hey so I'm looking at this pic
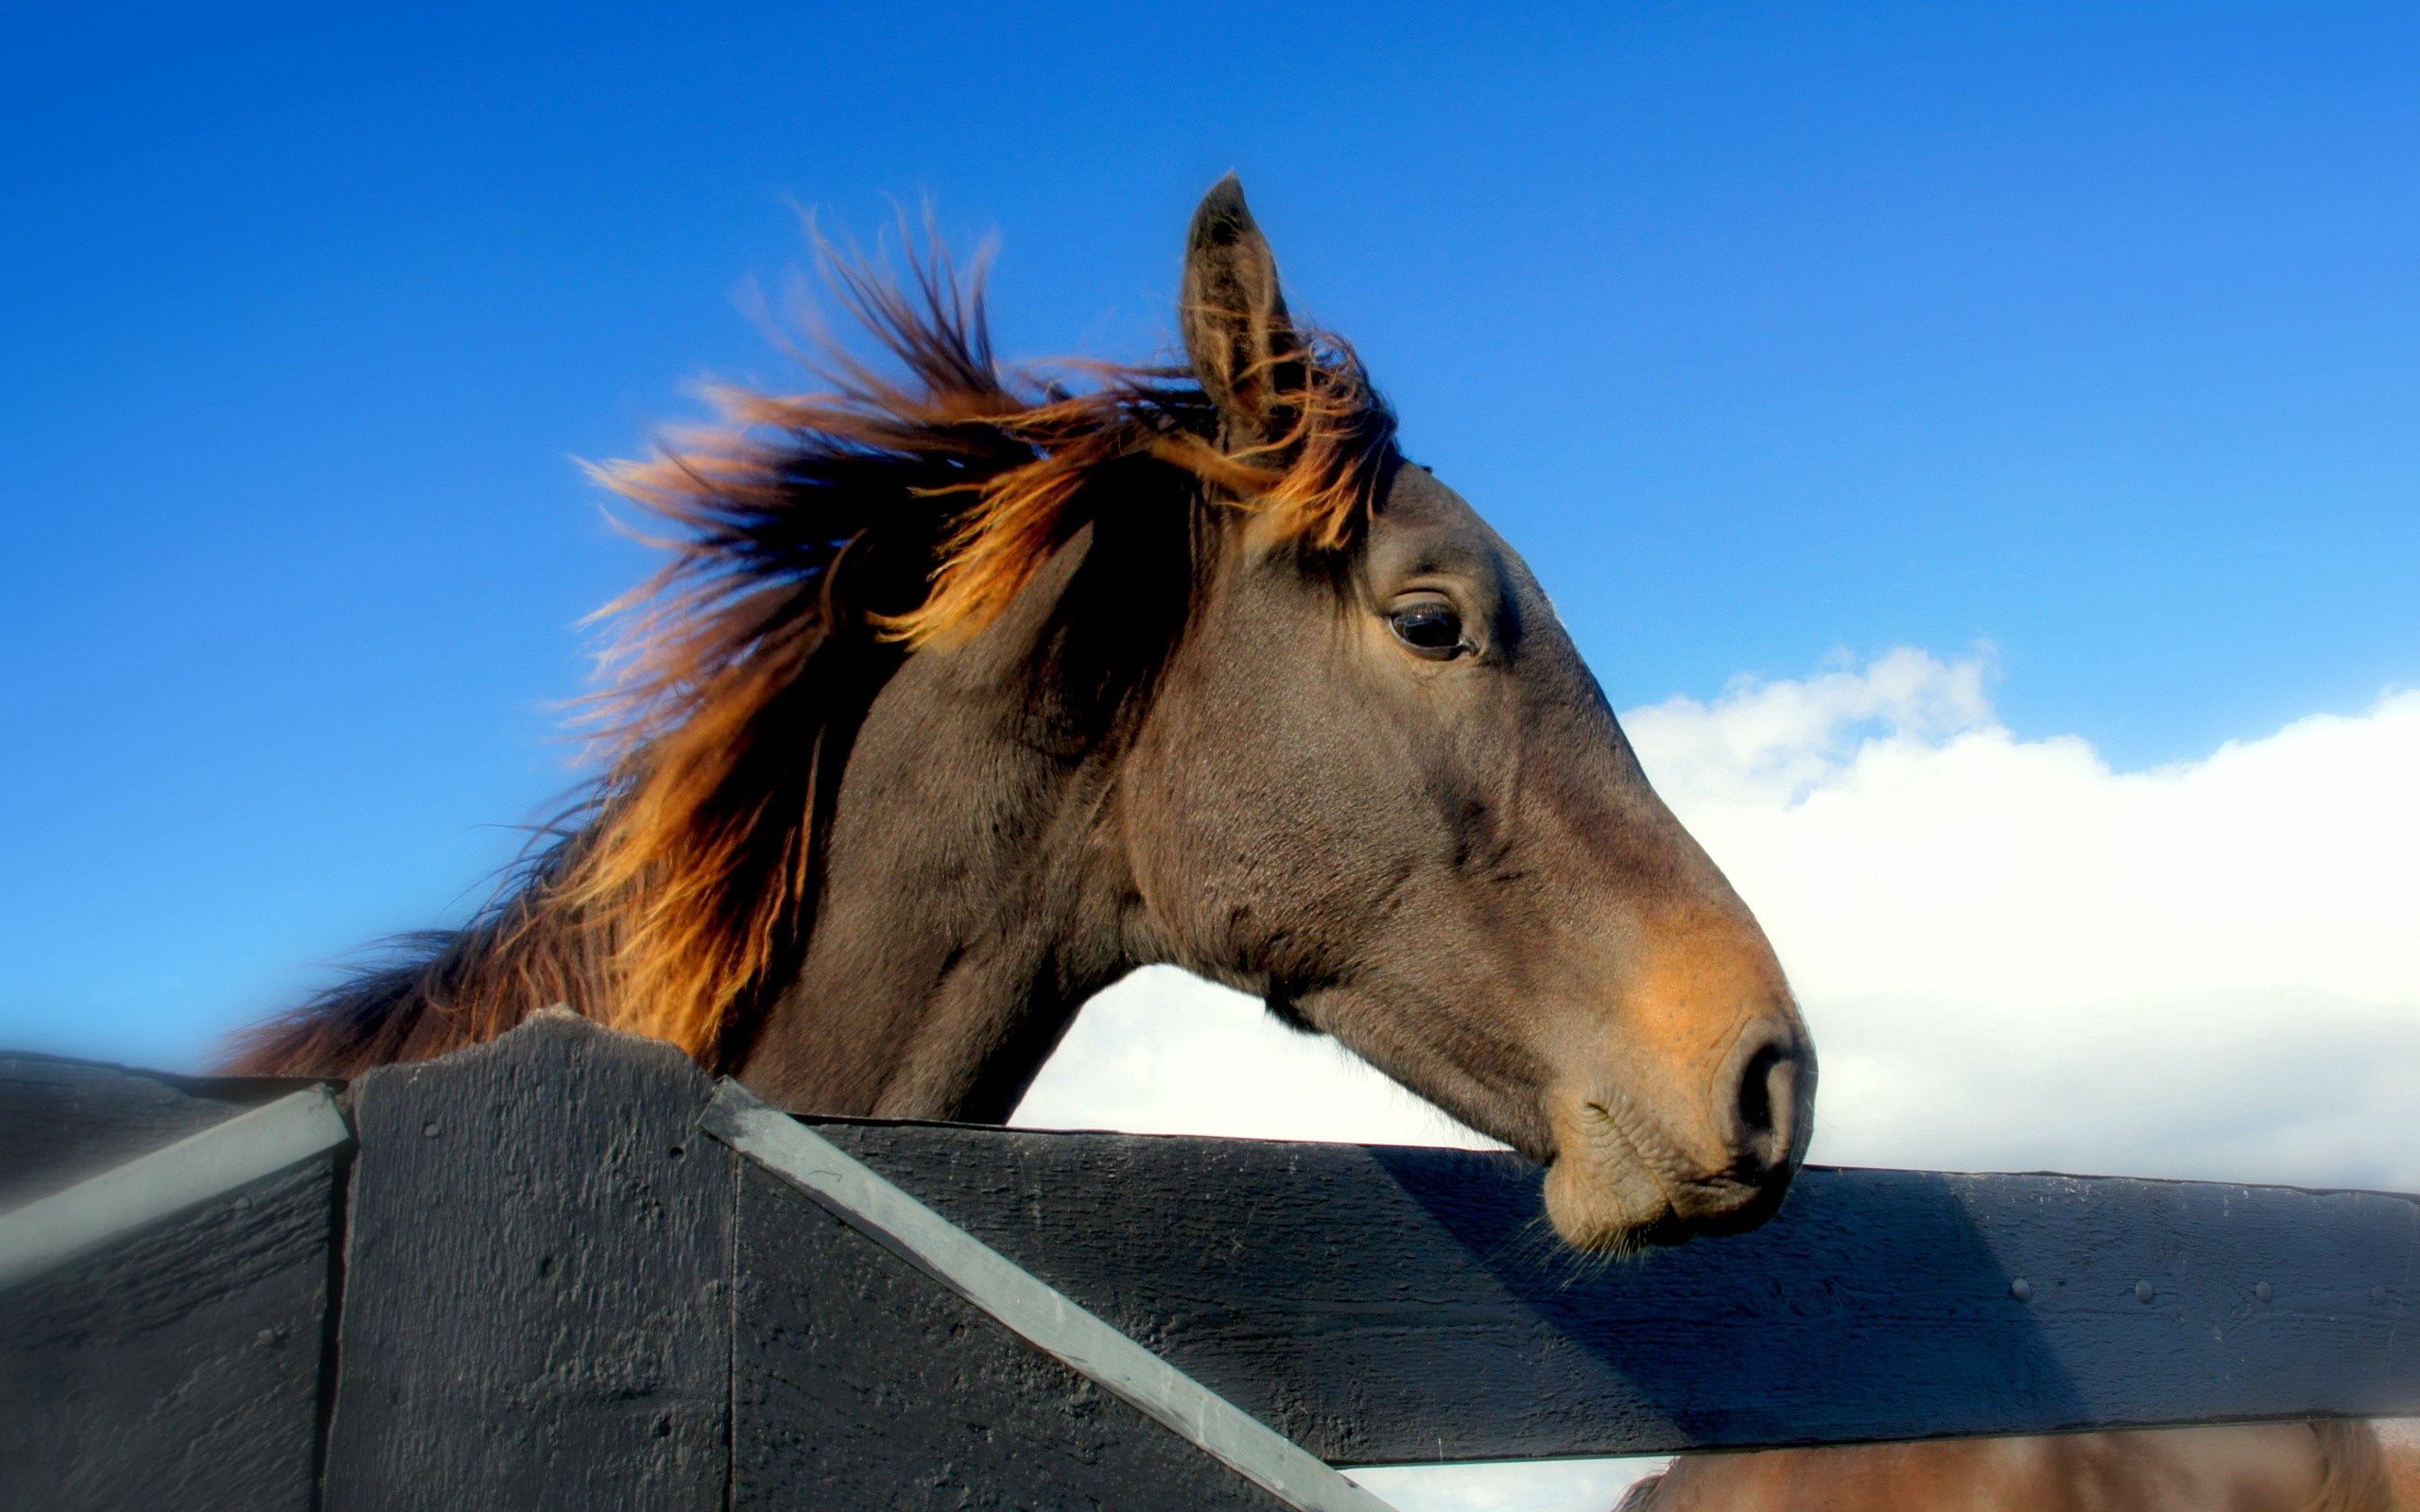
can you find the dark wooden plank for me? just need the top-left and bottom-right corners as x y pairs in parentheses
(0, 1054), (320, 1209)
(807, 1124), (2420, 1462)
(321, 1011), (733, 1512)
(735, 1160), (1311, 1511)
(0, 1156), (341, 1512)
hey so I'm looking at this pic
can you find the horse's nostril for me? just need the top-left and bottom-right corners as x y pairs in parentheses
(1736, 1043), (1778, 1137)
(1726, 1028), (1805, 1172)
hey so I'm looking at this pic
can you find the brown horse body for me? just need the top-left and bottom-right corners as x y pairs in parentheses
(230, 180), (1813, 1253)
(1618, 1422), (2398, 1511)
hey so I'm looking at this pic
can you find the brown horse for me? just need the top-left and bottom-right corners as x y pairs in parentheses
(227, 178), (1814, 1253)
(1616, 1420), (2398, 1511)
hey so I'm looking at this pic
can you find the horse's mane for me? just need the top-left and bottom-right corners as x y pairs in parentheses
(225, 239), (1395, 1077)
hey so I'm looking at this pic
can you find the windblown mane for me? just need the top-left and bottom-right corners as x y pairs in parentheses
(226, 241), (1396, 1076)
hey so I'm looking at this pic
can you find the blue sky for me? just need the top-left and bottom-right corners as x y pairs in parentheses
(5, 3), (2417, 1067)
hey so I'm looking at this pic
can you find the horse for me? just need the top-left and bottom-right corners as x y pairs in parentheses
(225, 177), (1816, 1254)
(1614, 1420), (2399, 1510)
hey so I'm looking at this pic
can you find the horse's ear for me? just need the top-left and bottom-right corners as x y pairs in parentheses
(1181, 174), (1303, 441)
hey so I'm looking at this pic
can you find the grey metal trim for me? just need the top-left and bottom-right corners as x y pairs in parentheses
(0, 1087), (352, 1291)
(702, 1083), (1396, 1512)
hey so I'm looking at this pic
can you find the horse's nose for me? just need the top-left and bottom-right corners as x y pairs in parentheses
(1719, 1016), (1813, 1177)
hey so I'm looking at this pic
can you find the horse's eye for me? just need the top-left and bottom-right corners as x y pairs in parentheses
(1388, 600), (1469, 659)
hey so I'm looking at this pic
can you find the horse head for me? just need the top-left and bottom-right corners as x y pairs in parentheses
(1115, 180), (1814, 1249)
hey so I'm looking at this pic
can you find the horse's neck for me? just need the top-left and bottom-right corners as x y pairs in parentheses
(730, 618), (1149, 1122)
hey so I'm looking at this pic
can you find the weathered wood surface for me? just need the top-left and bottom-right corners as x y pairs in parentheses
(0, 1158), (339, 1512)
(0, 1054), (315, 1209)
(9, 1012), (2420, 1498)
(809, 1122), (2420, 1463)
(735, 1160), (1305, 1510)
(320, 1011), (735, 1512)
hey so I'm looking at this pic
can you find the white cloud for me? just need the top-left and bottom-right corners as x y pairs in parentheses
(1629, 650), (2420, 1187)
(1014, 969), (1498, 1148)
(1345, 1457), (1657, 1512)
(1012, 651), (2420, 1511)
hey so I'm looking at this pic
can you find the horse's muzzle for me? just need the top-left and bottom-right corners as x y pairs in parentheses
(1541, 1018), (1815, 1253)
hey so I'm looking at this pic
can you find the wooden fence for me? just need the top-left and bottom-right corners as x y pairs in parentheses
(4, 1009), (2416, 1509)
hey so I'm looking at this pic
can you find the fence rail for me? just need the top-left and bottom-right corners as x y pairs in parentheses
(3, 1009), (2416, 1510)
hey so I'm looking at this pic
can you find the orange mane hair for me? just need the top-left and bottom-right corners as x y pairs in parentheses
(233, 240), (1395, 1074)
